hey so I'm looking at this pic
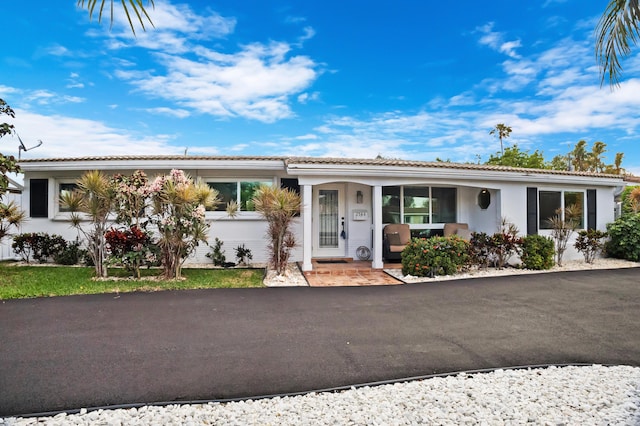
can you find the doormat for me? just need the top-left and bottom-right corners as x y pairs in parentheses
(316, 259), (349, 264)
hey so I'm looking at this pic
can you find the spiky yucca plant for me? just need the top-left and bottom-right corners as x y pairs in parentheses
(0, 201), (25, 243)
(547, 204), (581, 267)
(60, 170), (116, 277)
(252, 186), (301, 276)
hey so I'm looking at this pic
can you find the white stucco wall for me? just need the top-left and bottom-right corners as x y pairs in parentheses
(17, 168), (303, 266)
(16, 159), (624, 268)
(457, 186), (500, 234)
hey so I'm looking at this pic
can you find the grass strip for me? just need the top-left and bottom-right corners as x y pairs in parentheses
(0, 263), (264, 300)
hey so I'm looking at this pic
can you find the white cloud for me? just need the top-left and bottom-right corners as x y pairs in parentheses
(40, 44), (72, 57)
(89, 1), (321, 123)
(144, 107), (191, 118)
(499, 40), (522, 58)
(21, 90), (85, 106)
(476, 22), (522, 59)
(0, 86), (20, 97)
(297, 26), (316, 45)
(8, 109), (181, 159)
(116, 41), (318, 122)
(297, 92), (320, 104)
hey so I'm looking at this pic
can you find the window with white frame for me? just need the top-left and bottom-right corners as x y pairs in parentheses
(58, 182), (78, 213)
(539, 190), (585, 230)
(206, 180), (273, 212)
(382, 185), (456, 226)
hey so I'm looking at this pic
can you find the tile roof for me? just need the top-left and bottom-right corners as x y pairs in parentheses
(18, 155), (626, 179)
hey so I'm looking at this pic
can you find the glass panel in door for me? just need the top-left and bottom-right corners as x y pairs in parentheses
(319, 189), (339, 248)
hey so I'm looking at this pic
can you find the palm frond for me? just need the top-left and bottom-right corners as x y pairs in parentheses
(77, 0), (155, 35)
(596, 0), (640, 87)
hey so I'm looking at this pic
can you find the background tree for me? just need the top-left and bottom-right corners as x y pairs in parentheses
(77, 0), (155, 35)
(596, 0), (640, 87)
(489, 123), (512, 155)
(588, 141), (607, 173)
(603, 152), (625, 174)
(0, 99), (21, 200)
(485, 144), (547, 169)
(567, 140), (624, 174)
(549, 154), (570, 171)
(570, 140), (588, 171)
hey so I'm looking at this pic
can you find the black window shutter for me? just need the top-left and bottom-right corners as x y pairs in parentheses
(587, 189), (597, 230)
(527, 187), (538, 235)
(30, 179), (48, 218)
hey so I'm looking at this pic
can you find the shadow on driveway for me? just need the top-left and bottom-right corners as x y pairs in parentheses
(1, 267), (639, 416)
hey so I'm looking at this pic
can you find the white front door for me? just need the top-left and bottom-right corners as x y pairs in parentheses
(313, 184), (346, 257)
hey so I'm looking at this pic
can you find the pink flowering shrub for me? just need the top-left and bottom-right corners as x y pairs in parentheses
(148, 169), (218, 279)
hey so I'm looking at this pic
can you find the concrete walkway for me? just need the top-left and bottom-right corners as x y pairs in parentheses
(1, 267), (639, 416)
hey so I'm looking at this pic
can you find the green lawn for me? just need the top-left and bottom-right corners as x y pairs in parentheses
(0, 263), (265, 300)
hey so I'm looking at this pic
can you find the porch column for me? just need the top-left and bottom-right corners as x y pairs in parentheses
(372, 185), (384, 269)
(301, 184), (313, 271)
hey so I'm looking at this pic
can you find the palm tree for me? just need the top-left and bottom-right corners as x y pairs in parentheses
(489, 123), (512, 155)
(571, 140), (588, 172)
(589, 141), (607, 173)
(596, 0), (640, 87)
(77, 0), (154, 35)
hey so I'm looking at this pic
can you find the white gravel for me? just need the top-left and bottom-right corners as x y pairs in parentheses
(3, 365), (639, 425)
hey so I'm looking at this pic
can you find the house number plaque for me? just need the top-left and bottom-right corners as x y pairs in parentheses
(352, 209), (369, 221)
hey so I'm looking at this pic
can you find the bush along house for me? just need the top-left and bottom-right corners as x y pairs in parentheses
(16, 155), (624, 271)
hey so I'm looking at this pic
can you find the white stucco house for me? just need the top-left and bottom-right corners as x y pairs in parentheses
(15, 155), (625, 270)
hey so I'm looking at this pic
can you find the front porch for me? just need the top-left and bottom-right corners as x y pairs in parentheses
(299, 181), (499, 272)
(302, 259), (403, 287)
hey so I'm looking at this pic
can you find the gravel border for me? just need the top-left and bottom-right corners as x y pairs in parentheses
(386, 258), (639, 284)
(3, 365), (639, 425)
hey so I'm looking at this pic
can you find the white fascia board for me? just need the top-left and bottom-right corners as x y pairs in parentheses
(288, 164), (623, 187)
(20, 159), (286, 173)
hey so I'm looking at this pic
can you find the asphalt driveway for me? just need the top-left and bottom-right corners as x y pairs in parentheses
(1, 267), (639, 416)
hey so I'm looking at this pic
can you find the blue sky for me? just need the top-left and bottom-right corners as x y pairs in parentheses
(1, 1), (639, 173)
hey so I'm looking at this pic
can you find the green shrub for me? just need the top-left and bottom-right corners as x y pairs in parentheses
(53, 240), (83, 265)
(620, 185), (640, 216)
(469, 232), (493, 269)
(574, 229), (608, 264)
(206, 238), (227, 266)
(12, 232), (67, 263)
(401, 236), (470, 277)
(520, 235), (555, 270)
(235, 244), (253, 266)
(490, 232), (523, 269)
(469, 228), (523, 270)
(606, 213), (640, 261)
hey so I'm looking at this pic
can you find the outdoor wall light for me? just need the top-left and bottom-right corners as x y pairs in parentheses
(478, 188), (491, 209)
(356, 190), (363, 204)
